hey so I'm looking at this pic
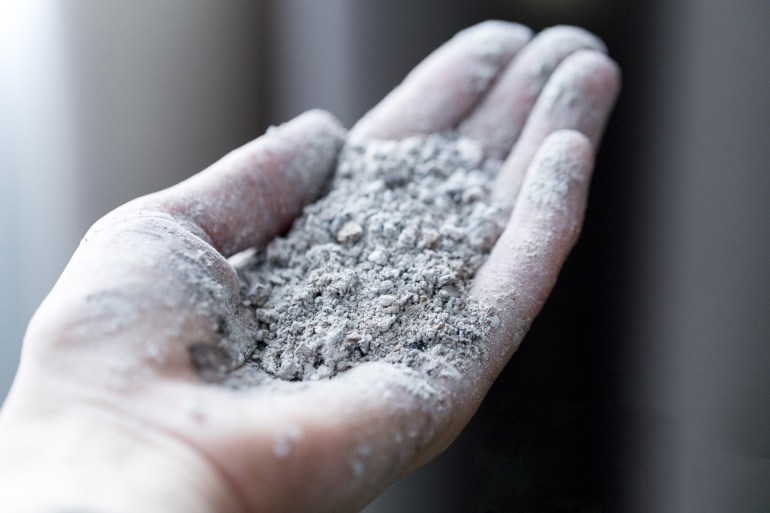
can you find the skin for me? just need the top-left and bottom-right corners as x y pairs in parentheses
(0, 21), (620, 513)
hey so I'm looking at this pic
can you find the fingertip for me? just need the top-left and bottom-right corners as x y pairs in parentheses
(557, 49), (622, 107)
(453, 19), (534, 47)
(530, 128), (595, 186)
(564, 48), (620, 78)
(538, 25), (608, 55)
(540, 129), (595, 165)
(596, 51), (622, 99)
(292, 108), (345, 135)
(269, 109), (346, 149)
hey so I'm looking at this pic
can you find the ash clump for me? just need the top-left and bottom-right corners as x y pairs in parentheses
(234, 134), (505, 383)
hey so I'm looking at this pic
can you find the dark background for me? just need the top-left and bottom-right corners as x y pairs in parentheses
(2, 1), (768, 511)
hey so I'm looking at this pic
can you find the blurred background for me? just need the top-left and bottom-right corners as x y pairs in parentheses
(1, 1), (768, 511)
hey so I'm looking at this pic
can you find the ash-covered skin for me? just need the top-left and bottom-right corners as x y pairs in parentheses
(225, 134), (505, 385)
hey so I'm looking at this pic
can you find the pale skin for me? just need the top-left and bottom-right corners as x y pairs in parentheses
(0, 21), (620, 513)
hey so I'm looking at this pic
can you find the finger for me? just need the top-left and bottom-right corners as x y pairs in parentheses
(492, 50), (620, 207)
(349, 21), (532, 142)
(473, 130), (595, 380)
(142, 109), (345, 257)
(459, 25), (607, 159)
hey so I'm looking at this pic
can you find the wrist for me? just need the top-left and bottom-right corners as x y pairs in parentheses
(0, 396), (243, 513)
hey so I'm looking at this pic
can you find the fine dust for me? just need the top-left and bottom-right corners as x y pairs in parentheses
(224, 134), (505, 386)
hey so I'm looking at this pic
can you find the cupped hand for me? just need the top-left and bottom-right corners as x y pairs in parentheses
(0, 21), (619, 513)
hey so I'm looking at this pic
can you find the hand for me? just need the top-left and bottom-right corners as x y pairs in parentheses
(0, 21), (619, 513)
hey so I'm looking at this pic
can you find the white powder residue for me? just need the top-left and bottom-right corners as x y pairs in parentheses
(272, 424), (304, 459)
(523, 131), (590, 227)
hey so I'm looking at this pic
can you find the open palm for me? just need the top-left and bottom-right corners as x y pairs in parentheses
(0, 21), (619, 513)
